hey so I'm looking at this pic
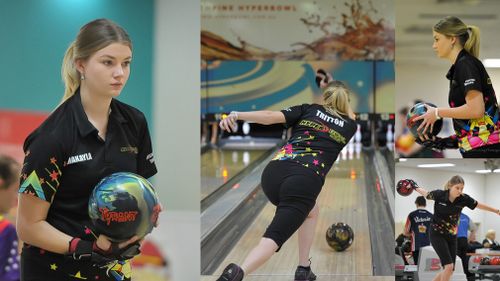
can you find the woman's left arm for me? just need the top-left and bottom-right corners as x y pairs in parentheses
(476, 202), (500, 215)
(435, 90), (485, 119)
(416, 90), (484, 134)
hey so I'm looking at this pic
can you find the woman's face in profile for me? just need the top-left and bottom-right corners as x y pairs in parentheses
(432, 31), (453, 59)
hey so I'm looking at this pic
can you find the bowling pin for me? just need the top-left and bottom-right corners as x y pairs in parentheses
(348, 138), (354, 160)
(243, 151), (250, 165)
(242, 122), (250, 136)
(386, 124), (394, 151)
(232, 151), (238, 164)
(386, 124), (394, 143)
(341, 146), (347, 161)
(355, 142), (361, 159)
(355, 124), (362, 143)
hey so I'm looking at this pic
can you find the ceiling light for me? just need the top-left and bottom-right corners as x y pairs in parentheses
(493, 169), (500, 173)
(417, 163), (455, 168)
(483, 59), (500, 68)
(475, 169), (491, 174)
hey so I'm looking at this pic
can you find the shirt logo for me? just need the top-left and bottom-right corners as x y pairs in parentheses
(120, 146), (138, 154)
(464, 78), (476, 86)
(316, 110), (345, 127)
(66, 153), (93, 165)
(146, 153), (155, 164)
(439, 202), (447, 206)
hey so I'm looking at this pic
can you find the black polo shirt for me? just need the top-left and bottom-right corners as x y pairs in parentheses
(19, 89), (157, 242)
(272, 103), (357, 180)
(426, 189), (477, 237)
(446, 49), (500, 152)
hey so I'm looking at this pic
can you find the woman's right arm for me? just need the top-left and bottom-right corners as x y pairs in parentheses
(16, 194), (72, 254)
(414, 187), (429, 197)
(219, 111), (285, 132)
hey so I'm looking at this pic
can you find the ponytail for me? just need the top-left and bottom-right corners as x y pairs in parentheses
(61, 42), (80, 102)
(464, 25), (480, 58)
(59, 19), (132, 104)
(322, 81), (351, 119)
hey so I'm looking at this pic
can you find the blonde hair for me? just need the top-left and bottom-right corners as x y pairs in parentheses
(486, 229), (496, 239)
(444, 175), (464, 190)
(61, 19), (132, 102)
(322, 80), (352, 118)
(433, 16), (480, 58)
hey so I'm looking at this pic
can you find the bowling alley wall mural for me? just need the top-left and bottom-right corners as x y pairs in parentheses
(201, 0), (395, 115)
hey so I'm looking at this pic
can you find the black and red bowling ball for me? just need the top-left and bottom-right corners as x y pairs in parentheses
(396, 179), (414, 197)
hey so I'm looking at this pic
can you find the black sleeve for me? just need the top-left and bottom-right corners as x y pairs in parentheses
(426, 189), (445, 202)
(280, 104), (310, 128)
(19, 133), (65, 203)
(137, 114), (157, 179)
(462, 193), (478, 210)
(455, 60), (483, 96)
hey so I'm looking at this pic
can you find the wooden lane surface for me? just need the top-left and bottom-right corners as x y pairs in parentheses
(203, 158), (384, 280)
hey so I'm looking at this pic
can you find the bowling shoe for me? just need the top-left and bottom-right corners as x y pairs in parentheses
(216, 263), (244, 281)
(294, 265), (317, 281)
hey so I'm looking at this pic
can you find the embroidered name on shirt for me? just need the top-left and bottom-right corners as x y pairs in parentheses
(316, 110), (345, 127)
(464, 79), (475, 86)
(414, 217), (431, 223)
(120, 146), (138, 154)
(67, 153), (93, 165)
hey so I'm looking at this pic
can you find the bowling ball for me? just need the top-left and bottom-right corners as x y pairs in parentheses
(396, 179), (414, 197)
(491, 257), (500, 265)
(406, 103), (443, 138)
(326, 223), (354, 252)
(480, 257), (491, 265)
(473, 256), (482, 263)
(395, 133), (415, 153)
(88, 172), (161, 242)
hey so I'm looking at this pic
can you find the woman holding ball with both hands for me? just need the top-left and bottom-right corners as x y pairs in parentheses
(415, 16), (500, 157)
(401, 176), (500, 281)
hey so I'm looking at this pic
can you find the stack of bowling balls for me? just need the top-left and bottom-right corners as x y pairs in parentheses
(481, 256), (500, 265)
(88, 172), (161, 242)
(406, 102), (443, 138)
(326, 223), (354, 252)
(480, 257), (491, 265)
(396, 179), (415, 197)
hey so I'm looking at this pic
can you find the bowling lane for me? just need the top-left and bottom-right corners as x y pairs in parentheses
(204, 154), (383, 280)
(201, 148), (268, 200)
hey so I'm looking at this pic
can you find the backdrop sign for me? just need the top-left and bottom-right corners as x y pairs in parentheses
(201, 0), (394, 61)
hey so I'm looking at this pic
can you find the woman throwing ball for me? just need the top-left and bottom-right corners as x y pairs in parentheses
(403, 176), (499, 281)
(216, 70), (357, 281)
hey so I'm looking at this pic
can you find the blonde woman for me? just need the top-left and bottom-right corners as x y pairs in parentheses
(405, 176), (500, 281)
(16, 19), (157, 281)
(216, 71), (357, 281)
(482, 229), (499, 248)
(415, 16), (500, 157)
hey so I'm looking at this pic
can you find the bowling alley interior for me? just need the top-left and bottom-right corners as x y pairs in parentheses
(396, 159), (500, 281)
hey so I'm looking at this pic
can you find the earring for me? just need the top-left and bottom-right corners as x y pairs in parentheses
(81, 74), (85, 80)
